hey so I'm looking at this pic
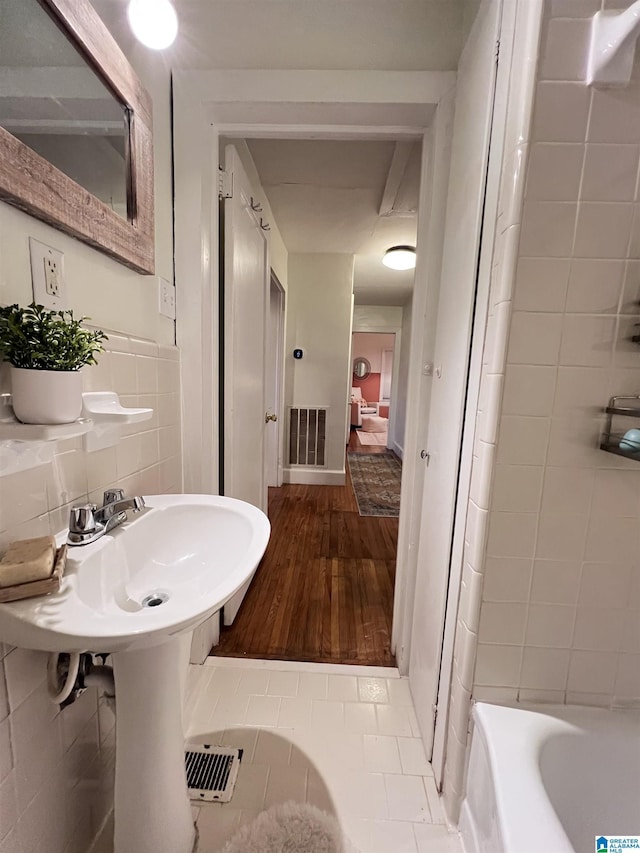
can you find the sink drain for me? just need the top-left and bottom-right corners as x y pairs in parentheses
(142, 592), (169, 608)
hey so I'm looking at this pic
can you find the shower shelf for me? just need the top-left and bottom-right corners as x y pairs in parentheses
(600, 395), (640, 461)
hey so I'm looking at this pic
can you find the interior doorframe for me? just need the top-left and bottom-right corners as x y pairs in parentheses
(269, 270), (286, 487)
(173, 71), (461, 671)
(351, 322), (402, 457)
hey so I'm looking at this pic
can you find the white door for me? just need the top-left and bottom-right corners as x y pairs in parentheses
(265, 275), (284, 487)
(223, 144), (269, 513)
(408, 0), (502, 751)
(381, 346), (394, 401)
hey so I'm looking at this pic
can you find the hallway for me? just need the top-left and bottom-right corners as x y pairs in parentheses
(212, 433), (399, 666)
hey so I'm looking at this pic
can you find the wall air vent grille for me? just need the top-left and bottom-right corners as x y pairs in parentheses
(288, 407), (327, 466)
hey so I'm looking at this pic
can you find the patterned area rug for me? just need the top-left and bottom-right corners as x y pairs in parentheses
(347, 451), (402, 517)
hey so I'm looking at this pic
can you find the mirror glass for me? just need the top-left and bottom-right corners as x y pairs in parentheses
(353, 357), (371, 380)
(0, 0), (130, 220)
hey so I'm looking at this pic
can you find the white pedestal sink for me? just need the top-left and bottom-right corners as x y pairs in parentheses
(0, 495), (271, 853)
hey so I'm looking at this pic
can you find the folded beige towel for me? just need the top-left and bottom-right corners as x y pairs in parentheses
(0, 536), (57, 588)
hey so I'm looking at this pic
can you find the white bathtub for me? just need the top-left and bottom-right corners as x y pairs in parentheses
(460, 702), (640, 853)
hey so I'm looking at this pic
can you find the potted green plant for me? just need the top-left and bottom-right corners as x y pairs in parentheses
(0, 303), (107, 425)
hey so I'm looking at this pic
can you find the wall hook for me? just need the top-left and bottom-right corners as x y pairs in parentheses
(260, 218), (271, 231)
(586, 2), (640, 87)
(250, 196), (263, 212)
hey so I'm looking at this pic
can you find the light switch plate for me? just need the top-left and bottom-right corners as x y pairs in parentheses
(29, 237), (67, 310)
(158, 276), (176, 320)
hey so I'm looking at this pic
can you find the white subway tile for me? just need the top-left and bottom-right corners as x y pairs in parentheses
(507, 312), (563, 365)
(384, 773), (430, 823)
(567, 650), (617, 694)
(559, 317), (616, 367)
(514, 257), (570, 313)
(620, 261), (640, 313)
(525, 603), (575, 647)
(109, 352), (137, 395)
(581, 144), (639, 202)
(520, 202), (577, 257)
(622, 609), (640, 653)
(245, 695), (281, 727)
(553, 367), (609, 424)
(536, 513), (588, 560)
(368, 820), (418, 853)
(531, 82), (591, 143)
(487, 512), (537, 559)
(588, 88), (640, 144)
(539, 17), (590, 81)
(496, 416), (550, 465)
(574, 203), (635, 259)
(521, 647), (570, 690)
(482, 557), (532, 602)
(344, 702), (377, 735)
(566, 259), (626, 313)
(357, 677), (389, 704)
(502, 365), (557, 416)
(525, 144), (584, 201)
(375, 705), (413, 738)
(592, 468), (640, 518)
(614, 653), (640, 699)
(474, 644), (522, 687)
(573, 607), (624, 652)
(478, 603), (527, 645)
(531, 560), (582, 605)
(540, 466), (594, 516)
(546, 416), (603, 467)
(266, 671), (298, 698)
(579, 562), (633, 607)
(363, 735), (401, 773)
(327, 675), (359, 703)
(3, 649), (46, 713)
(397, 738), (431, 777)
(585, 517), (639, 562)
(492, 464), (543, 513)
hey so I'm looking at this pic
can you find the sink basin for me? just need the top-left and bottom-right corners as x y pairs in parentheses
(0, 494), (270, 853)
(0, 494), (270, 653)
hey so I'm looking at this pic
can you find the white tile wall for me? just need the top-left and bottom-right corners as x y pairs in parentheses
(444, 0), (640, 823)
(0, 333), (182, 853)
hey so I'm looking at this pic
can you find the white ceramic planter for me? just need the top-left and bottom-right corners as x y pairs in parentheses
(10, 367), (83, 424)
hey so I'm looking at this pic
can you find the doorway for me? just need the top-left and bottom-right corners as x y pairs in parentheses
(213, 137), (415, 666)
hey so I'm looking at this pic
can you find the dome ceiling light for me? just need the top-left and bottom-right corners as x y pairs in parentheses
(127, 0), (178, 50)
(382, 246), (416, 271)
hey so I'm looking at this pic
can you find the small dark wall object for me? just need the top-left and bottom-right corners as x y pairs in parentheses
(293, 349), (304, 360)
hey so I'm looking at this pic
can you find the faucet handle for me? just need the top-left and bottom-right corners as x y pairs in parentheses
(69, 503), (97, 534)
(103, 488), (125, 506)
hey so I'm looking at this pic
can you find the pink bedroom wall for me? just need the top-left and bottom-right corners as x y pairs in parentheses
(353, 373), (381, 402)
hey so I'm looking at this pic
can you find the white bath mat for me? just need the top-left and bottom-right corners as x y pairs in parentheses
(356, 430), (387, 446)
(216, 801), (359, 853)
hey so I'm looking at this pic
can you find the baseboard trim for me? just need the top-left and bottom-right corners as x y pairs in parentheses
(392, 441), (404, 459)
(283, 467), (345, 485)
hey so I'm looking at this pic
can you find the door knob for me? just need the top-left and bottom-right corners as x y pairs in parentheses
(265, 412), (278, 423)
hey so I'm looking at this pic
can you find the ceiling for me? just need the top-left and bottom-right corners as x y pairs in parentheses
(93, 0), (467, 72)
(243, 138), (421, 305)
(88, 0), (481, 305)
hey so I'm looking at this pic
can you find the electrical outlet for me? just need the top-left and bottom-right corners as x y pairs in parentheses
(30, 238), (67, 310)
(158, 276), (176, 320)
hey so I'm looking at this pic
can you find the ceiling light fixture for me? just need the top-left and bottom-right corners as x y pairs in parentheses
(127, 0), (178, 50)
(382, 246), (416, 271)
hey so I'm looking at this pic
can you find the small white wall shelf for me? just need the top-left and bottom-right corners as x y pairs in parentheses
(82, 392), (153, 451)
(0, 392), (153, 474)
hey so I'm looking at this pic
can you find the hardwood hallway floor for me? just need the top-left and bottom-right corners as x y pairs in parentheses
(212, 430), (399, 666)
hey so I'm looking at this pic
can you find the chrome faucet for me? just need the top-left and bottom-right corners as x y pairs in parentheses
(67, 489), (146, 546)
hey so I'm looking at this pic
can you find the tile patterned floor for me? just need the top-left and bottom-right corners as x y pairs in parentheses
(184, 659), (462, 853)
(91, 659), (462, 853)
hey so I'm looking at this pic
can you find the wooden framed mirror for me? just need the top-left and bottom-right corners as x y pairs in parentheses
(0, 0), (155, 274)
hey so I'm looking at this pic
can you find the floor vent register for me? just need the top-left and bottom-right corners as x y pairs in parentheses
(185, 745), (243, 802)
